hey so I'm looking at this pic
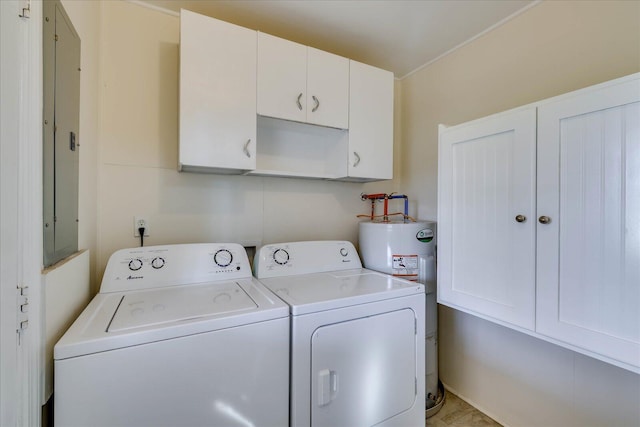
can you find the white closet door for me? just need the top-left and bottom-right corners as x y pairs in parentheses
(310, 310), (416, 427)
(438, 108), (537, 330)
(536, 78), (640, 368)
(257, 32), (307, 123)
(347, 60), (394, 180)
(179, 11), (256, 171)
(306, 47), (349, 129)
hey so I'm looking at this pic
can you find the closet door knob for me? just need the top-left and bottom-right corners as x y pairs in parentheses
(515, 215), (526, 223)
(538, 216), (551, 224)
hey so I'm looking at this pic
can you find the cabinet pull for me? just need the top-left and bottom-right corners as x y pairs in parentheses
(353, 151), (360, 167)
(243, 139), (251, 158)
(312, 95), (320, 112)
(296, 93), (303, 111)
(538, 216), (551, 224)
(515, 215), (526, 223)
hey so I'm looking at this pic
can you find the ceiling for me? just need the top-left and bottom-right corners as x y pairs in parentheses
(140, 0), (537, 79)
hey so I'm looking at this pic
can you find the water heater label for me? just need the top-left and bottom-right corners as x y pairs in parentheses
(392, 254), (419, 281)
(416, 228), (434, 243)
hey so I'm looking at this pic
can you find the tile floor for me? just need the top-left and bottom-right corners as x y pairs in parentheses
(427, 390), (502, 427)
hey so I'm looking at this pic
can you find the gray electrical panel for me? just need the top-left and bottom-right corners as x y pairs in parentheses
(43, 0), (80, 267)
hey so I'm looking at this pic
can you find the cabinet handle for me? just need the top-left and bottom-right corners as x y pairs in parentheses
(515, 215), (526, 223)
(353, 151), (360, 167)
(538, 216), (551, 224)
(296, 93), (303, 111)
(243, 139), (251, 158)
(312, 95), (320, 112)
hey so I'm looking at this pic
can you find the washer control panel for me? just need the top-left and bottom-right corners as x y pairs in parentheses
(101, 243), (251, 293)
(254, 241), (362, 279)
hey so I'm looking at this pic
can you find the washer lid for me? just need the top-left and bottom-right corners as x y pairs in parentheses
(108, 282), (257, 332)
(54, 278), (288, 360)
(259, 268), (424, 315)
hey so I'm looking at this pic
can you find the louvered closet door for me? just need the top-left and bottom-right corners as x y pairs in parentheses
(536, 78), (640, 368)
(438, 108), (537, 330)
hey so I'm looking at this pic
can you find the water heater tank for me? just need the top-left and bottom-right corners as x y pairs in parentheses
(359, 221), (436, 290)
(358, 220), (439, 405)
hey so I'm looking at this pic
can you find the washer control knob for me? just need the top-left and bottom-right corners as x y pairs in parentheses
(151, 257), (165, 269)
(273, 248), (290, 265)
(128, 259), (143, 271)
(340, 247), (349, 257)
(214, 249), (233, 267)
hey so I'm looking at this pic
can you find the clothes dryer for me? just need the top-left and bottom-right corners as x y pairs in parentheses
(54, 243), (289, 427)
(254, 241), (425, 427)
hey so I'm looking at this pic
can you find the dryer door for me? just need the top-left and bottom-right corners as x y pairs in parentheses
(311, 308), (417, 426)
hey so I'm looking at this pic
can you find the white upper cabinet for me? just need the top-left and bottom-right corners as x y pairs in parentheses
(257, 33), (307, 124)
(536, 77), (640, 369)
(307, 47), (349, 129)
(438, 108), (537, 330)
(438, 73), (640, 373)
(179, 11), (393, 181)
(179, 10), (256, 173)
(257, 32), (349, 129)
(345, 60), (394, 181)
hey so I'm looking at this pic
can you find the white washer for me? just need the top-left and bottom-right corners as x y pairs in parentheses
(54, 243), (290, 427)
(254, 241), (425, 427)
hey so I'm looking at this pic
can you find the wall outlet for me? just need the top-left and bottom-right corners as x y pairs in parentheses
(134, 216), (150, 237)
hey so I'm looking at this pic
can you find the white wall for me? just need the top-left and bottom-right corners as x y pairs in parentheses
(400, 1), (640, 426)
(94, 1), (399, 284)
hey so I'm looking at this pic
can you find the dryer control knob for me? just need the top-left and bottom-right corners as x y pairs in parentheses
(273, 248), (289, 265)
(214, 249), (233, 267)
(340, 247), (349, 257)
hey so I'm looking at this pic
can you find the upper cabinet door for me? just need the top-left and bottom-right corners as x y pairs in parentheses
(347, 60), (394, 181)
(438, 107), (537, 330)
(536, 77), (640, 368)
(257, 32), (307, 123)
(179, 10), (256, 172)
(306, 47), (349, 129)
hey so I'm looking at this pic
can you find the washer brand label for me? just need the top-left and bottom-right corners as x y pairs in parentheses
(392, 255), (419, 281)
(127, 275), (143, 280)
(416, 228), (434, 243)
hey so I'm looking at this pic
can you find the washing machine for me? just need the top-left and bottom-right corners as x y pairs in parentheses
(254, 241), (425, 427)
(54, 243), (290, 427)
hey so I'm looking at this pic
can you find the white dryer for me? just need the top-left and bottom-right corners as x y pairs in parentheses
(254, 241), (425, 427)
(54, 243), (290, 427)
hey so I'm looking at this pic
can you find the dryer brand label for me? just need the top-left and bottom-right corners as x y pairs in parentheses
(392, 254), (419, 281)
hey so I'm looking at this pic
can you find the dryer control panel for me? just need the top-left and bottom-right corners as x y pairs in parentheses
(101, 243), (252, 293)
(254, 241), (363, 279)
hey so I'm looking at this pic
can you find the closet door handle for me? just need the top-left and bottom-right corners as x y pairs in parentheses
(353, 152), (361, 167)
(312, 95), (320, 112)
(515, 215), (526, 223)
(243, 139), (251, 158)
(296, 93), (303, 111)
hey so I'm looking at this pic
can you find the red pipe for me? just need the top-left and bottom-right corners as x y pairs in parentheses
(361, 193), (390, 221)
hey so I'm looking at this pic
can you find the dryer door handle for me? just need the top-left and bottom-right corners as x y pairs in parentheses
(317, 369), (338, 407)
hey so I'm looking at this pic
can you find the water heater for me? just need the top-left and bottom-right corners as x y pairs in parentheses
(359, 220), (440, 406)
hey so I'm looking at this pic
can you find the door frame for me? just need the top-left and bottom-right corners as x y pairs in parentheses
(1, 1), (44, 425)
